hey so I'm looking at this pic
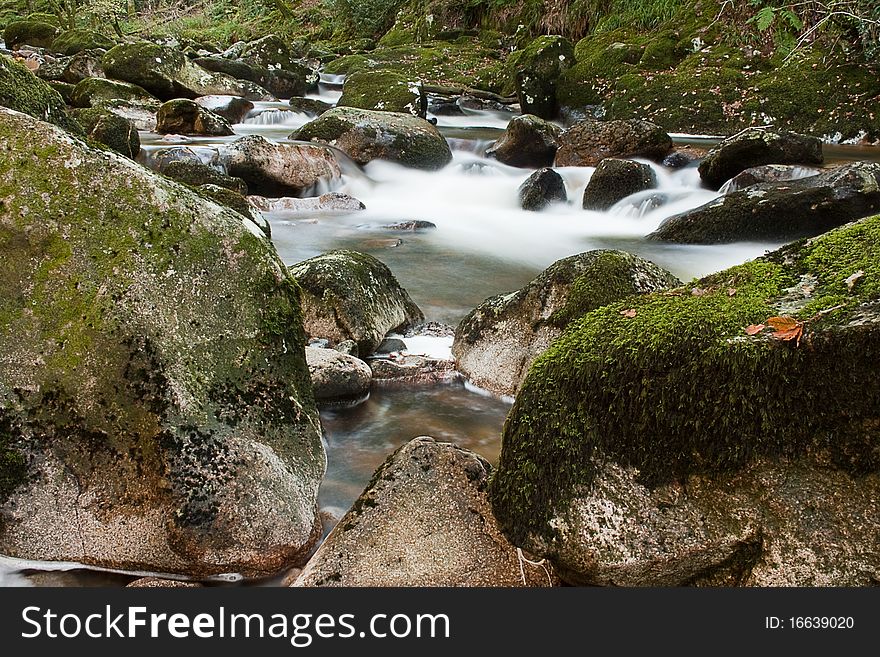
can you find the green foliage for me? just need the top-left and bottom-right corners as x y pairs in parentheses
(329, 0), (405, 39)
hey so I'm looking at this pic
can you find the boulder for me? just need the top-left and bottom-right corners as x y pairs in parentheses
(294, 437), (555, 587)
(99, 98), (160, 131)
(238, 35), (302, 72)
(485, 114), (561, 168)
(0, 55), (83, 135)
(305, 347), (372, 402)
(292, 107), (452, 170)
(288, 96), (333, 117)
(71, 77), (158, 108)
(0, 107), (325, 578)
(338, 69), (426, 118)
(489, 215), (880, 585)
(102, 43), (272, 101)
(289, 250), (424, 355)
(47, 80), (74, 104)
(698, 128), (824, 190)
(72, 107), (140, 158)
(719, 164), (822, 194)
(126, 578), (202, 588)
(197, 184), (268, 235)
(582, 158), (658, 211)
(518, 168), (567, 211)
(555, 118), (673, 167)
(4, 20), (58, 50)
(62, 49), (106, 84)
(33, 55), (68, 82)
(248, 192), (365, 214)
(649, 162), (880, 244)
(508, 35), (574, 119)
(262, 66), (315, 99)
(163, 160), (248, 195)
(195, 95), (254, 124)
(218, 135), (341, 196)
(453, 250), (679, 396)
(156, 98), (233, 136)
(369, 355), (456, 385)
(51, 29), (114, 56)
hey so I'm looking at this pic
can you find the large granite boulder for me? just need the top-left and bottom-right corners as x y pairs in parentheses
(555, 118), (672, 167)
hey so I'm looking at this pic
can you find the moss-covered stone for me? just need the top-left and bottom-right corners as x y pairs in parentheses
(71, 76), (158, 108)
(0, 107), (324, 577)
(0, 54), (83, 135)
(46, 80), (75, 104)
(51, 28), (114, 56)
(507, 35), (574, 119)
(71, 106), (140, 158)
(338, 69), (426, 117)
(163, 160), (248, 195)
(4, 19), (58, 50)
(581, 158), (657, 211)
(196, 184), (267, 235)
(489, 214), (880, 584)
(155, 98), (233, 136)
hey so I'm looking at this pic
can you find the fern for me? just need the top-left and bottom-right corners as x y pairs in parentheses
(754, 6), (776, 32)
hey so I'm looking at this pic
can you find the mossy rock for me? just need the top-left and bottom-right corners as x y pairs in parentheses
(163, 160), (248, 195)
(338, 68), (426, 117)
(196, 184), (267, 236)
(0, 54), (83, 135)
(582, 158), (657, 211)
(292, 106), (452, 171)
(0, 107), (324, 577)
(52, 29), (114, 56)
(289, 249), (424, 355)
(507, 35), (574, 119)
(71, 76), (158, 108)
(71, 106), (140, 158)
(453, 250), (678, 396)
(4, 20), (58, 50)
(155, 98), (233, 136)
(485, 114), (561, 168)
(489, 215), (880, 585)
(46, 80), (74, 104)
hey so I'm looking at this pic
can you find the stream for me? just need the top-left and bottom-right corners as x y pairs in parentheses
(4, 74), (878, 586)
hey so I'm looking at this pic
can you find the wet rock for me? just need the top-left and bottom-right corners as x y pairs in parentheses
(163, 160), (248, 195)
(149, 145), (209, 172)
(293, 107), (452, 171)
(72, 107), (140, 158)
(0, 108), (325, 579)
(582, 158), (658, 211)
(719, 164), (822, 194)
(382, 220), (436, 231)
(198, 185), (267, 235)
(698, 128), (824, 190)
(555, 118), (673, 167)
(127, 578), (202, 588)
(427, 96), (463, 116)
(662, 145), (707, 169)
(375, 337), (407, 354)
(71, 76), (158, 108)
(489, 216), (880, 585)
(248, 192), (364, 213)
(156, 98), (234, 136)
(305, 347), (372, 402)
(288, 96), (333, 117)
(195, 95), (254, 124)
(0, 54), (83, 135)
(509, 35), (574, 119)
(334, 340), (359, 357)
(650, 162), (880, 244)
(369, 355), (456, 384)
(52, 29), (114, 56)
(218, 135), (341, 196)
(62, 49), (106, 84)
(518, 168), (567, 211)
(289, 249), (424, 355)
(102, 42), (272, 101)
(486, 114), (562, 168)
(294, 437), (556, 587)
(4, 20), (58, 50)
(454, 250), (678, 396)
(338, 69), (426, 118)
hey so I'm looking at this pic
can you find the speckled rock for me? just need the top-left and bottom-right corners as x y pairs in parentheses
(0, 108), (325, 579)
(486, 114), (561, 168)
(650, 162), (880, 244)
(699, 128), (824, 190)
(218, 135), (341, 196)
(127, 577), (202, 588)
(369, 355), (456, 385)
(290, 250), (424, 355)
(508, 35), (574, 119)
(156, 98), (234, 136)
(338, 69), (426, 118)
(248, 192), (365, 214)
(293, 437), (557, 587)
(555, 118), (672, 167)
(71, 106), (140, 158)
(62, 49), (105, 84)
(582, 158), (658, 211)
(518, 168), (567, 211)
(719, 164), (822, 194)
(305, 347), (372, 402)
(453, 250), (679, 396)
(0, 54), (83, 135)
(195, 95), (254, 124)
(292, 107), (452, 170)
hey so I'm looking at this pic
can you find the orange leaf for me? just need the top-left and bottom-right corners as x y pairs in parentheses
(770, 325), (804, 345)
(620, 309), (637, 318)
(766, 316), (798, 331)
(727, 288), (737, 297)
(744, 324), (765, 335)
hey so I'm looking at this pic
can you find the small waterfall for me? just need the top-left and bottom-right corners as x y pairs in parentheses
(243, 109), (311, 126)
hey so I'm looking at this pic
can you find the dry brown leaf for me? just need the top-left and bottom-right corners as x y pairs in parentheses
(845, 270), (865, 292)
(691, 287), (708, 297)
(727, 288), (737, 297)
(766, 316), (799, 331)
(744, 324), (765, 335)
(765, 316), (804, 345)
(620, 309), (637, 319)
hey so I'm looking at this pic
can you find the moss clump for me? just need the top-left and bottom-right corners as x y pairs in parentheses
(51, 29), (115, 56)
(338, 68), (425, 116)
(0, 55), (83, 135)
(4, 19), (57, 49)
(71, 107), (140, 158)
(102, 42), (186, 99)
(490, 215), (880, 547)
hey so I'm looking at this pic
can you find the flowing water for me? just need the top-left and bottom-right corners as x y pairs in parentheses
(5, 75), (879, 585)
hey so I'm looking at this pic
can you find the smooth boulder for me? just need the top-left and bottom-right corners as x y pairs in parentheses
(195, 95), (254, 124)
(518, 168), (567, 211)
(294, 437), (555, 587)
(289, 250), (424, 355)
(582, 158), (658, 211)
(0, 107), (325, 578)
(4, 20), (58, 50)
(454, 250), (679, 396)
(71, 77), (157, 108)
(650, 162), (880, 244)
(156, 98), (233, 136)
(248, 192), (365, 214)
(555, 118), (672, 167)
(293, 107), (452, 170)
(489, 216), (880, 585)
(699, 128), (824, 190)
(486, 114), (561, 168)
(305, 347), (372, 402)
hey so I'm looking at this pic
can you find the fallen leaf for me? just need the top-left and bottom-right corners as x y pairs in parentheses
(765, 316), (804, 345)
(766, 316), (798, 331)
(744, 324), (765, 335)
(727, 288), (737, 297)
(620, 309), (637, 318)
(845, 270), (865, 292)
(691, 287), (708, 297)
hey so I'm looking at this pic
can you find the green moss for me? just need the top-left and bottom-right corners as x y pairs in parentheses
(490, 215), (880, 546)
(0, 55), (84, 135)
(0, 413), (28, 503)
(4, 19), (57, 49)
(71, 77), (156, 109)
(51, 29), (115, 56)
(338, 68), (424, 116)
(71, 107), (140, 158)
